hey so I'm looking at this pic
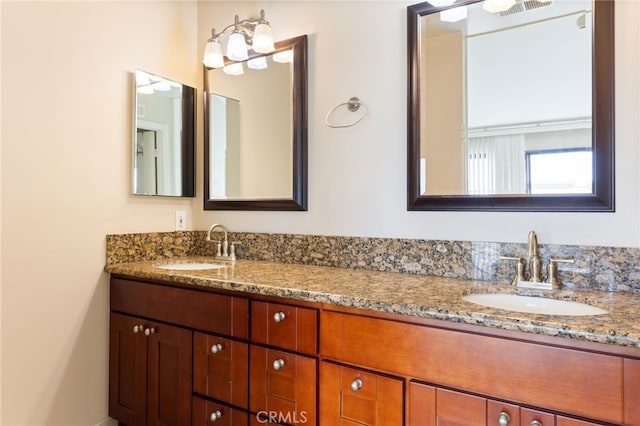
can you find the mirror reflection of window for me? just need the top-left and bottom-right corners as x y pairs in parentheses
(526, 148), (592, 194)
(421, 0), (593, 196)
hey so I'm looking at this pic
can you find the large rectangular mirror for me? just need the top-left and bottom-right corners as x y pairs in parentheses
(133, 70), (195, 197)
(407, 0), (614, 211)
(204, 35), (307, 211)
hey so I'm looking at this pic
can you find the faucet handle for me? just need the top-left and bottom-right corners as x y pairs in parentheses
(208, 239), (221, 257)
(500, 256), (526, 286)
(230, 242), (241, 262)
(545, 257), (575, 288)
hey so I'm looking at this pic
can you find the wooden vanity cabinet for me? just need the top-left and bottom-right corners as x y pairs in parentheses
(109, 312), (192, 426)
(249, 300), (319, 425)
(320, 361), (403, 425)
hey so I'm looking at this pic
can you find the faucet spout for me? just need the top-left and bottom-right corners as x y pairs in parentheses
(207, 224), (229, 257)
(526, 230), (541, 282)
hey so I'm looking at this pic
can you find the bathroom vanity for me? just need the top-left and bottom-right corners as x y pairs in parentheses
(106, 259), (640, 426)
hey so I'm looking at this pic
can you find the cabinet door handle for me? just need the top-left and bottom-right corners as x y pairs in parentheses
(211, 344), (223, 354)
(350, 378), (363, 392)
(144, 327), (156, 336)
(210, 410), (222, 421)
(530, 422), (542, 426)
(498, 412), (511, 426)
(133, 325), (144, 334)
(273, 312), (286, 323)
(273, 359), (285, 370)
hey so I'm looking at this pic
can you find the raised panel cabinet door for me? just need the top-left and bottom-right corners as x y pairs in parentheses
(193, 332), (249, 408)
(487, 400), (521, 426)
(556, 416), (602, 426)
(625, 358), (640, 425)
(521, 407), (555, 426)
(251, 301), (318, 355)
(146, 322), (193, 426)
(320, 362), (403, 426)
(192, 396), (248, 426)
(436, 388), (486, 426)
(109, 312), (148, 426)
(249, 345), (316, 425)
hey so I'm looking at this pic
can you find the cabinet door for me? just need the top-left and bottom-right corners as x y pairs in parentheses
(487, 400), (521, 426)
(250, 345), (316, 425)
(521, 408), (555, 426)
(625, 358), (640, 425)
(320, 362), (402, 426)
(556, 416), (602, 426)
(436, 388), (486, 426)
(192, 396), (248, 426)
(109, 312), (148, 426)
(194, 332), (249, 408)
(146, 321), (193, 426)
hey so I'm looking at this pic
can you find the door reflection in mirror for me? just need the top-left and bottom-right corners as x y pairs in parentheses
(133, 70), (195, 197)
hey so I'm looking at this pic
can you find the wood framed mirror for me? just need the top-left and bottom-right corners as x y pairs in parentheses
(407, 0), (614, 211)
(204, 35), (307, 211)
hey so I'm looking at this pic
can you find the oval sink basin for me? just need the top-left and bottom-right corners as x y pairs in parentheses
(462, 293), (607, 316)
(154, 262), (225, 271)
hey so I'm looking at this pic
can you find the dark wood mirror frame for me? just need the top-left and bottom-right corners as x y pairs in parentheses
(204, 35), (308, 211)
(407, 0), (614, 212)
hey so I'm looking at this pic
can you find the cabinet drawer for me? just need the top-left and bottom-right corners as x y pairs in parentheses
(249, 345), (316, 425)
(251, 301), (317, 355)
(321, 311), (623, 424)
(320, 362), (402, 426)
(111, 277), (249, 338)
(193, 332), (248, 408)
(192, 396), (248, 426)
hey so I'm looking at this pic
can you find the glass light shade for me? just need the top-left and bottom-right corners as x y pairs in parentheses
(482, 0), (516, 13)
(440, 5), (467, 22)
(203, 39), (224, 68)
(252, 23), (275, 53)
(226, 32), (249, 61)
(247, 56), (268, 70)
(223, 62), (244, 76)
(272, 50), (293, 64)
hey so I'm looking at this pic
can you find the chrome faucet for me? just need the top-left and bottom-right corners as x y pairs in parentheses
(207, 223), (229, 258)
(500, 230), (574, 290)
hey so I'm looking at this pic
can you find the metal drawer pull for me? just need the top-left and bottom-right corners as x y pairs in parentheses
(210, 410), (222, 421)
(273, 359), (285, 370)
(133, 325), (144, 334)
(211, 344), (223, 354)
(273, 312), (286, 322)
(350, 378), (363, 392)
(144, 327), (155, 336)
(498, 412), (511, 426)
(530, 422), (542, 426)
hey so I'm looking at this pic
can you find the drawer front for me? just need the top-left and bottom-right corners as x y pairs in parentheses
(320, 362), (403, 426)
(251, 301), (317, 355)
(192, 396), (248, 426)
(111, 277), (249, 338)
(321, 311), (623, 424)
(249, 345), (316, 425)
(625, 358), (640, 425)
(193, 332), (248, 408)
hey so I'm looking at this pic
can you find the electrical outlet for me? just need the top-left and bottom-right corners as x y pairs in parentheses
(175, 211), (186, 231)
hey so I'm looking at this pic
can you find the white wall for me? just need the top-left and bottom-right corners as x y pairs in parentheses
(196, 1), (640, 247)
(1, 1), (197, 424)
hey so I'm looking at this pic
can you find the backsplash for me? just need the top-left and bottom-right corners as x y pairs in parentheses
(106, 231), (640, 293)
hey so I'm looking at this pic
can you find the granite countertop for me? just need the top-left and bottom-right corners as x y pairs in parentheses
(105, 257), (640, 349)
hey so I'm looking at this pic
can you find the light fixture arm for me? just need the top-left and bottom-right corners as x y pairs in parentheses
(206, 10), (268, 44)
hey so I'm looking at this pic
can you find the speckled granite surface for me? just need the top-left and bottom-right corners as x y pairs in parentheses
(107, 231), (640, 293)
(105, 256), (640, 349)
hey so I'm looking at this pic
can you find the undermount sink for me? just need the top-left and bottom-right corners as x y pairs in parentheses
(462, 293), (607, 316)
(154, 262), (226, 271)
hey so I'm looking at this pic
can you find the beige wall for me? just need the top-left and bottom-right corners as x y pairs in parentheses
(0, 1), (639, 425)
(1, 1), (197, 424)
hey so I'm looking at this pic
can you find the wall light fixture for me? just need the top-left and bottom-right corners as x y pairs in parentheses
(203, 9), (275, 69)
